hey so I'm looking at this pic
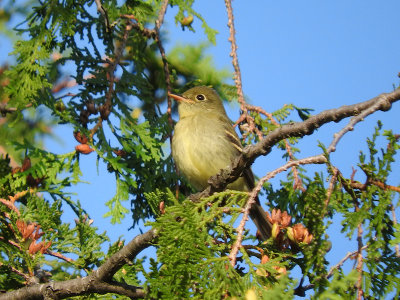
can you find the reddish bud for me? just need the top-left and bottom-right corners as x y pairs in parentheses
(280, 211), (291, 228)
(23, 223), (36, 240)
(75, 144), (94, 154)
(288, 223), (313, 245)
(303, 233), (313, 244)
(40, 241), (52, 254)
(32, 225), (44, 240)
(28, 240), (44, 254)
(159, 201), (165, 214)
(267, 208), (291, 228)
(16, 220), (25, 232)
(51, 52), (62, 61)
(74, 131), (88, 144)
(21, 157), (31, 171)
(261, 255), (269, 264)
(113, 149), (127, 157)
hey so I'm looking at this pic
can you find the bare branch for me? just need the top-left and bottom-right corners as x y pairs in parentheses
(45, 250), (74, 263)
(153, 0), (181, 197)
(94, 0), (111, 32)
(0, 262), (30, 282)
(344, 177), (400, 193)
(223, 0), (301, 180)
(120, 16), (156, 38)
(155, 0), (169, 31)
(90, 21), (133, 138)
(327, 244), (369, 279)
(324, 167), (339, 210)
(228, 196), (256, 267)
(96, 229), (156, 281)
(224, 0), (245, 108)
(0, 229), (157, 300)
(210, 89), (400, 266)
(228, 155), (326, 265)
(191, 88), (400, 201)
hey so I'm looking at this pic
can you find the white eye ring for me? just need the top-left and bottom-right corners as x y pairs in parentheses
(196, 94), (206, 101)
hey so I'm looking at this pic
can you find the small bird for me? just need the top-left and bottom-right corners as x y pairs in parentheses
(169, 86), (272, 240)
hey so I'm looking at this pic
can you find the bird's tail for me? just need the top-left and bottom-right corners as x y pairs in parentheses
(250, 202), (273, 240)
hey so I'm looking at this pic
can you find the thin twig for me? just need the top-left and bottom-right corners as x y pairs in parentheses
(0, 262), (30, 281)
(155, 31), (172, 129)
(224, 2), (302, 187)
(46, 250), (74, 263)
(327, 244), (369, 278)
(154, 0), (172, 128)
(227, 90), (400, 264)
(327, 93), (392, 153)
(192, 88), (400, 201)
(0, 190), (33, 215)
(94, 0), (111, 32)
(155, 0), (169, 31)
(324, 167), (339, 210)
(120, 16), (156, 38)
(345, 178), (400, 193)
(228, 155), (327, 266)
(0, 198), (19, 215)
(224, 0), (245, 108)
(9, 189), (32, 202)
(153, 0), (180, 197)
(0, 236), (21, 249)
(228, 195), (257, 267)
(90, 22), (133, 138)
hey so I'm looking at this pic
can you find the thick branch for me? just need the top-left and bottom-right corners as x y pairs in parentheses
(191, 88), (400, 201)
(96, 229), (156, 281)
(0, 229), (157, 300)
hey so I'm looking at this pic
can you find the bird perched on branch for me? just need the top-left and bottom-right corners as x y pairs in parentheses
(169, 86), (272, 240)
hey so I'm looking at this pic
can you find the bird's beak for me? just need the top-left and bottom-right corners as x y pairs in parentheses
(168, 92), (195, 104)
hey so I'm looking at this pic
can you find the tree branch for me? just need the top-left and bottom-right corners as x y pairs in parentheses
(94, 0), (111, 32)
(191, 88), (400, 201)
(224, 0), (245, 108)
(0, 229), (157, 300)
(327, 244), (369, 279)
(228, 155), (326, 266)
(228, 82), (398, 263)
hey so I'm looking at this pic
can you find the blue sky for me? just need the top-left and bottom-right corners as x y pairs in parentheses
(1, 0), (400, 293)
(166, 0), (400, 178)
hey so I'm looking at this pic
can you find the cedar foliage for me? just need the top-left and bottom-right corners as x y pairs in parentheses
(0, 0), (399, 299)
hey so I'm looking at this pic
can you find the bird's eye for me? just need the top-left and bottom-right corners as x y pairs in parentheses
(196, 94), (206, 101)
